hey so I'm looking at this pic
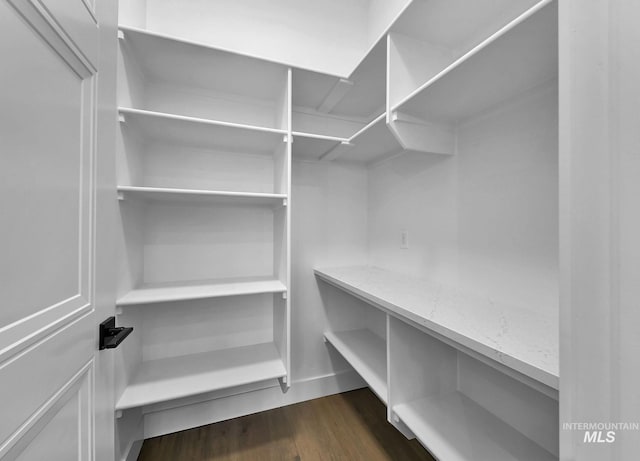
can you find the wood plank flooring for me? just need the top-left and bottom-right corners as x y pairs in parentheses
(138, 388), (435, 461)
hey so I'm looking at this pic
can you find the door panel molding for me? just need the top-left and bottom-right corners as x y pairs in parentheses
(7, 0), (98, 76)
(0, 360), (94, 460)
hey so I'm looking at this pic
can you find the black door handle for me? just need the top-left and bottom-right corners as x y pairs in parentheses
(99, 316), (133, 350)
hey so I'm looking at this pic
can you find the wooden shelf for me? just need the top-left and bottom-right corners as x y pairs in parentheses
(117, 186), (287, 206)
(119, 108), (286, 154)
(324, 329), (387, 403)
(315, 266), (558, 390)
(291, 131), (349, 160)
(393, 392), (556, 461)
(118, 26), (286, 103)
(392, 1), (557, 124)
(115, 343), (287, 410)
(117, 277), (287, 306)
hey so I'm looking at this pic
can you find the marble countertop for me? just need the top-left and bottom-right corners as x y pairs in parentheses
(314, 265), (558, 390)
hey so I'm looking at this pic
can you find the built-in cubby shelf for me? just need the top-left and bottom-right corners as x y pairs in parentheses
(118, 26), (289, 130)
(391, 1), (557, 124)
(315, 266), (558, 390)
(117, 186), (287, 206)
(117, 277), (287, 306)
(118, 108), (287, 154)
(324, 329), (387, 404)
(393, 392), (556, 461)
(318, 269), (560, 459)
(115, 343), (287, 410)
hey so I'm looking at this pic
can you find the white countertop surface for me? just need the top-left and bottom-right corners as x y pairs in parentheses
(314, 265), (558, 389)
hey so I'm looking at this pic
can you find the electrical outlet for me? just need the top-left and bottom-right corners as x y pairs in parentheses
(400, 230), (409, 249)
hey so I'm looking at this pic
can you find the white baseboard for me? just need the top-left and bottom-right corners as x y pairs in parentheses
(141, 369), (365, 439)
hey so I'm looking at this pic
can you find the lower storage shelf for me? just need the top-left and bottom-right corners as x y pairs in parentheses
(116, 342), (287, 410)
(393, 391), (556, 461)
(324, 329), (387, 403)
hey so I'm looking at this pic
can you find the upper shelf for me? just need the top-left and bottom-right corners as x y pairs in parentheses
(315, 266), (558, 390)
(119, 108), (286, 154)
(392, 1), (557, 124)
(291, 132), (349, 160)
(119, 26), (287, 103)
(292, 39), (387, 121)
(117, 277), (287, 306)
(118, 186), (287, 207)
(392, 0), (542, 53)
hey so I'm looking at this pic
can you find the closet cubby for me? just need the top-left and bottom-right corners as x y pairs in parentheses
(388, 317), (558, 461)
(118, 26), (290, 131)
(115, 294), (287, 410)
(318, 274), (388, 403)
(316, 266), (559, 461)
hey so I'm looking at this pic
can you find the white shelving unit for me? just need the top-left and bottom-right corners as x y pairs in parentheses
(111, 1), (562, 459)
(324, 329), (387, 403)
(116, 343), (287, 410)
(316, 266), (558, 389)
(317, 267), (559, 460)
(392, 1), (557, 124)
(115, 18), (293, 436)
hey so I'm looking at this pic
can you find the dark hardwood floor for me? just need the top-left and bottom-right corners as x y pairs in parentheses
(138, 388), (435, 461)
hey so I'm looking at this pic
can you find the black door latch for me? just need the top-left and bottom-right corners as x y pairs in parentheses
(99, 316), (133, 350)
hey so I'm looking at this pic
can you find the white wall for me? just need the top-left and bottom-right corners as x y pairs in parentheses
(368, 83), (558, 315)
(291, 160), (369, 380)
(559, 0), (640, 458)
(140, 0), (369, 77)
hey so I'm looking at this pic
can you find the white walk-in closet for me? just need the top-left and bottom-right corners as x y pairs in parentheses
(1, 0), (638, 460)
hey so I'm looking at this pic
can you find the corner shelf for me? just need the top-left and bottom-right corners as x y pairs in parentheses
(291, 131), (349, 160)
(315, 266), (558, 390)
(324, 329), (387, 403)
(117, 186), (287, 206)
(393, 392), (556, 461)
(115, 343), (287, 410)
(117, 277), (287, 306)
(119, 108), (287, 154)
(392, 0), (557, 124)
(322, 113), (400, 163)
(291, 39), (387, 121)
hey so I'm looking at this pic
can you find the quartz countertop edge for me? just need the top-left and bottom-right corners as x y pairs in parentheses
(314, 266), (559, 390)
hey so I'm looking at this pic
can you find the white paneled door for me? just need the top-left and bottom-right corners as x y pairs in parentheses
(0, 0), (113, 459)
